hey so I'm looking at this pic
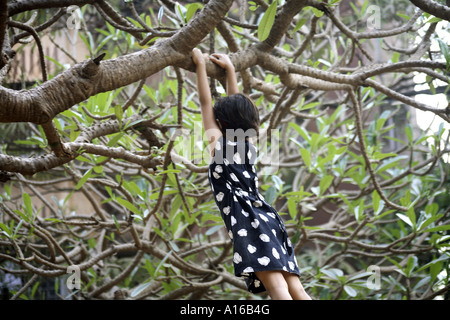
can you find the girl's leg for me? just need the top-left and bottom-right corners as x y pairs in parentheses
(255, 270), (292, 300)
(282, 271), (312, 300)
(255, 271), (292, 300)
(255, 270), (312, 300)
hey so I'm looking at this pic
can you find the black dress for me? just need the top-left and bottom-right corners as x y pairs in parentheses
(208, 136), (300, 293)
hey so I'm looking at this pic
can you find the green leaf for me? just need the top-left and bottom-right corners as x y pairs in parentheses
(289, 122), (311, 143)
(130, 280), (153, 298)
(95, 35), (113, 55)
(112, 215), (120, 231)
(396, 213), (414, 228)
(45, 55), (65, 69)
(287, 197), (297, 219)
(116, 197), (141, 215)
(114, 105), (123, 125)
(13, 210), (29, 222)
(319, 175), (333, 195)
(158, 6), (164, 23)
(391, 51), (400, 64)
(375, 155), (408, 173)
(185, 3), (203, 22)
(438, 39), (450, 70)
(265, 186), (277, 204)
(371, 189), (380, 211)
(311, 7), (324, 17)
(23, 193), (33, 217)
(154, 249), (173, 277)
(343, 285), (357, 297)
(145, 14), (152, 28)
(175, 2), (186, 24)
(349, 2), (360, 16)
(93, 165), (103, 174)
(427, 16), (442, 24)
(422, 224), (450, 233)
(430, 260), (443, 283)
(75, 168), (93, 190)
(0, 222), (11, 237)
(291, 18), (306, 34)
(290, 230), (301, 245)
(300, 148), (311, 169)
(205, 224), (222, 236)
(322, 268), (344, 281)
(405, 256), (418, 277)
(417, 214), (442, 232)
(396, 13), (411, 20)
(354, 199), (364, 222)
(257, 1), (277, 41)
(299, 101), (321, 111)
(405, 124), (413, 144)
(123, 118), (145, 131)
(30, 281), (39, 299)
(375, 110), (391, 131)
(406, 207), (417, 230)
(425, 203), (439, 216)
(107, 132), (124, 147)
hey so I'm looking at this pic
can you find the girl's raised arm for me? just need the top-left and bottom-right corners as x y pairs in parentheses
(192, 48), (222, 156)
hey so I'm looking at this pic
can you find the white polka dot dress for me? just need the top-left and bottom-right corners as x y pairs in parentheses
(208, 136), (300, 293)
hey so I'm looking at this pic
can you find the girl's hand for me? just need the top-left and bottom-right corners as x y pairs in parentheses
(210, 53), (235, 71)
(192, 48), (208, 66)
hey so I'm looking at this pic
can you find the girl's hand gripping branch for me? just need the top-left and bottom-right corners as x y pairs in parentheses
(209, 53), (239, 95)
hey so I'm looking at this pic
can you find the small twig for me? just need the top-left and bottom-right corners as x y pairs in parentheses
(7, 20), (47, 82)
(41, 120), (70, 157)
(349, 88), (408, 212)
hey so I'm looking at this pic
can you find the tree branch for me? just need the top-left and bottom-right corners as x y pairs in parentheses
(7, 20), (47, 82)
(0, 0), (8, 68)
(0, 0), (233, 125)
(7, 0), (95, 16)
(410, 0), (450, 22)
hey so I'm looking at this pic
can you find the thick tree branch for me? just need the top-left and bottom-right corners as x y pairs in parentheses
(7, 0), (96, 16)
(0, 0), (233, 125)
(0, 128), (163, 175)
(410, 0), (450, 22)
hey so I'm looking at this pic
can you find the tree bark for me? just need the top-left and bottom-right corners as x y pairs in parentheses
(0, 0), (234, 124)
(409, 0), (450, 22)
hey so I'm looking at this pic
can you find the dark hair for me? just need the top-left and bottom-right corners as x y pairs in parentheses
(213, 93), (260, 138)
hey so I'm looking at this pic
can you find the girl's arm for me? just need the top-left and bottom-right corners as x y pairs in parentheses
(210, 53), (239, 95)
(192, 48), (222, 156)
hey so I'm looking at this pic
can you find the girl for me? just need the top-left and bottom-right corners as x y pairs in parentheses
(192, 48), (311, 300)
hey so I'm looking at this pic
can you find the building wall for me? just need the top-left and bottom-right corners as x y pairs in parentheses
(8, 28), (90, 84)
